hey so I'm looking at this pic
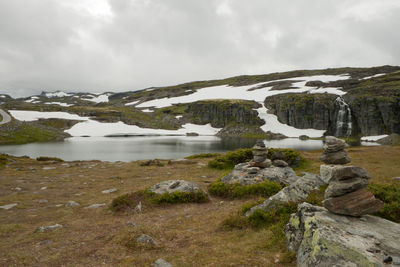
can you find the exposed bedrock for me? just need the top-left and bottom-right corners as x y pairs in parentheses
(265, 92), (400, 137)
(186, 100), (264, 128)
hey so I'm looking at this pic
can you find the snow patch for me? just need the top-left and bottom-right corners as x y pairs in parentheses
(25, 96), (39, 103)
(175, 115), (183, 119)
(44, 102), (74, 107)
(65, 120), (220, 137)
(137, 75), (350, 109)
(45, 91), (71, 98)
(125, 100), (140, 106)
(9, 110), (89, 121)
(81, 93), (110, 103)
(141, 109), (153, 113)
(255, 105), (325, 138)
(360, 135), (388, 141)
(361, 73), (385, 80)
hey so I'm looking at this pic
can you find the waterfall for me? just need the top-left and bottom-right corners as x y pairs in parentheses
(335, 97), (352, 137)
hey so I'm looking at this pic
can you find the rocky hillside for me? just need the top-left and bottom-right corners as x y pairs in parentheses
(1, 65), (400, 142)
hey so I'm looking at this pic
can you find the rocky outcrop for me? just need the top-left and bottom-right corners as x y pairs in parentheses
(245, 173), (324, 217)
(377, 134), (400, 145)
(265, 93), (337, 131)
(187, 100), (264, 128)
(285, 203), (400, 267)
(148, 180), (203, 195)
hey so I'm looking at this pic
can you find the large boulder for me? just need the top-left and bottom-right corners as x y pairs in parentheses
(148, 180), (202, 194)
(285, 203), (400, 267)
(245, 173), (324, 217)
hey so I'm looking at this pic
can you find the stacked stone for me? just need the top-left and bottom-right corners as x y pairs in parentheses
(319, 136), (351, 164)
(249, 140), (271, 168)
(320, 136), (383, 216)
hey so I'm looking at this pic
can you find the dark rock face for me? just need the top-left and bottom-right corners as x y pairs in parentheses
(265, 93), (337, 131)
(187, 100), (264, 128)
(345, 95), (400, 136)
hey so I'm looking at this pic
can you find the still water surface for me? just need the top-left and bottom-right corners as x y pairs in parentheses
(0, 136), (331, 162)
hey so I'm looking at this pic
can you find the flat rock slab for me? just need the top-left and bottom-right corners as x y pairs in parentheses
(0, 203), (17, 210)
(323, 188), (383, 216)
(285, 203), (400, 267)
(84, 203), (106, 209)
(245, 173), (324, 217)
(149, 180), (202, 194)
(37, 224), (63, 232)
(101, 188), (118, 194)
(151, 258), (172, 267)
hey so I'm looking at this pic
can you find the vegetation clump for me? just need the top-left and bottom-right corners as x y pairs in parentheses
(207, 147), (305, 170)
(185, 152), (221, 159)
(144, 189), (209, 204)
(368, 183), (400, 223)
(36, 156), (64, 162)
(110, 189), (209, 212)
(208, 180), (282, 199)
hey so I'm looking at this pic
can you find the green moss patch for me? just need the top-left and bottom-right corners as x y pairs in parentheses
(368, 183), (400, 223)
(36, 156), (64, 162)
(208, 180), (282, 199)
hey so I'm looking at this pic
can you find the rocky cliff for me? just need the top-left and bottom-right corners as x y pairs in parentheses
(186, 100), (264, 128)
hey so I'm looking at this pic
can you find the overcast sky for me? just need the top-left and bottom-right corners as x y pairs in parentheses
(1, 0), (400, 97)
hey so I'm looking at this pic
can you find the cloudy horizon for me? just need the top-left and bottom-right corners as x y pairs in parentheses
(1, 0), (400, 98)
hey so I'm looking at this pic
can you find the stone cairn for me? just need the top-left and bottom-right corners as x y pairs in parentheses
(320, 136), (383, 216)
(249, 140), (271, 168)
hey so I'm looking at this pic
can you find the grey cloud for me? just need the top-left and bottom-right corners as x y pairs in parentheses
(0, 0), (399, 97)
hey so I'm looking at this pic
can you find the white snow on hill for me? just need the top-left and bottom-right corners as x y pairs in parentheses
(136, 75), (349, 109)
(44, 102), (74, 107)
(81, 93), (110, 103)
(45, 91), (71, 98)
(8, 110), (220, 136)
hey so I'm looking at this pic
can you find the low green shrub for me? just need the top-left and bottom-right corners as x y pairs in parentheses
(144, 189), (209, 204)
(208, 180), (282, 199)
(208, 148), (253, 169)
(207, 147), (305, 169)
(368, 183), (400, 223)
(241, 198), (266, 214)
(110, 189), (209, 212)
(36, 156), (64, 162)
(305, 185), (328, 206)
(185, 152), (221, 159)
(110, 193), (135, 212)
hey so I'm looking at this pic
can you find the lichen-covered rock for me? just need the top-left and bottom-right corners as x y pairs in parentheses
(285, 203), (400, 267)
(151, 258), (172, 267)
(245, 173), (324, 217)
(148, 180), (202, 194)
(272, 159), (289, 167)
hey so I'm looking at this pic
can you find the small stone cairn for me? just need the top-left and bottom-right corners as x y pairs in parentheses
(320, 136), (383, 216)
(249, 140), (271, 168)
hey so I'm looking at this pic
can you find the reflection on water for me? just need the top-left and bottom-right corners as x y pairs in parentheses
(0, 136), (379, 162)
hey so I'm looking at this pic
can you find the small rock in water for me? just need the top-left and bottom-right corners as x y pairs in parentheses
(137, 234), (158, 246)
(65, 201), (80, 207)
(151, 258), (172, 267)
(101, 188), (118, 194)
(37, 224), (63, 232)
(84, 203), (106, 209)
(0, 203), (17, 210)
(38, 199), (48, 204)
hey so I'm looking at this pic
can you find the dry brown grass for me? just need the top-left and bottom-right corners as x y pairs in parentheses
(0, 145), (399, 266)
